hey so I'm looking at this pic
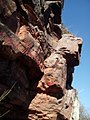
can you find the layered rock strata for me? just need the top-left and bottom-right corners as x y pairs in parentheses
(0, 0), (82, 120)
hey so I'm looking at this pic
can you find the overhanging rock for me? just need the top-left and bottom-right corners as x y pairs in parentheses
(0, 0), (82, 120)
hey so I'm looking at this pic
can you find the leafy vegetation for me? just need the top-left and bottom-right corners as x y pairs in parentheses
(79, 104), (90, 120)
(0, 82), (16, 119)
(61, 23), (71, 34)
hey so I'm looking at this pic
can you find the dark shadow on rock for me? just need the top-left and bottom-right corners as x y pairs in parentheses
(56, 113), (66, 120)
(46, 85), (64, 99)
(0, 44), (43, 119)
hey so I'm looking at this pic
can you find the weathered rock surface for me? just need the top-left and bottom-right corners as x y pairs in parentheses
(0, 0), (82, 120)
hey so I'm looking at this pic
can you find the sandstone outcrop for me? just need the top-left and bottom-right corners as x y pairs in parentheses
(0, 0), (82, 120)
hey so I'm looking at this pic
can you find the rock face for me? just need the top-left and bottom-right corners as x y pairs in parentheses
(0, 0), (82, 120)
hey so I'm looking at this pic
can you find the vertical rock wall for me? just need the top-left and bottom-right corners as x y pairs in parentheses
(0, 0), (82, 120)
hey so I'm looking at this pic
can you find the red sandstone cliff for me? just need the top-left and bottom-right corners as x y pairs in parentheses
(0, 0), (82, 119)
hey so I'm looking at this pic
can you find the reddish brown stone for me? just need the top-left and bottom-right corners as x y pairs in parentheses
(0, 0), (82, 120)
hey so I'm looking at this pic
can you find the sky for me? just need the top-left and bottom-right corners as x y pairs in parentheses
(62, 0), (90, 113)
